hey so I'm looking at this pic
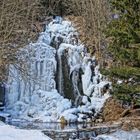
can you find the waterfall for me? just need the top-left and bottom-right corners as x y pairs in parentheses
(57, 53), (64, 96)
(4, 17), (111, 122)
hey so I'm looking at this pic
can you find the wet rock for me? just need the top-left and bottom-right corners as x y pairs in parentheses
(60, 116), (67, 124)
(95, 119), (103, 123)
(0, 84), (5, 107)
(0, 116), (5, 122)
(101, 83), (110, 95)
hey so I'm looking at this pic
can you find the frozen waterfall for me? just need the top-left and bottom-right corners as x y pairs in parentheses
(4, 17), (111, 122)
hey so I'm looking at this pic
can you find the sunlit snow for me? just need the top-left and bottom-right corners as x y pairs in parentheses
(4, 17), (110, 122)
(96, 129), (140, 140)
(0, 121), (51, 140)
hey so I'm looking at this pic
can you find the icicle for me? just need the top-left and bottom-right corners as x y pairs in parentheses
(5, 17), (110, 122)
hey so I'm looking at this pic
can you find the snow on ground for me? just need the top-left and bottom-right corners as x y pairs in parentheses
(95, 129), (140, 140)
(0, 121), (51, 140)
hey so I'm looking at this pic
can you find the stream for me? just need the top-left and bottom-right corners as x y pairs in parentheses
(7, 121), (120, 140)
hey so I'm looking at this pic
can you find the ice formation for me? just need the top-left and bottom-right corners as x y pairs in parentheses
(4, 17), (110, 122)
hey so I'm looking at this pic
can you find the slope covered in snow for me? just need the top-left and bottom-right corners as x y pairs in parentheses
(0, 121), (51, 140)
(4, 17), (111, 122)
(96, 129), (140, 140)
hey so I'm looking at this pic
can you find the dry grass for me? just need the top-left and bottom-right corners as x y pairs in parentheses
(63, 0), (110, 62)
(0, 0), (46, 81)
(0, 0), (110, 81)
(102, 98), (125, 122)
(42, 0), (110, 60)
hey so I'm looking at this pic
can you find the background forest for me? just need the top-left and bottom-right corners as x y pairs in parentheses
(0, 0), (140, 107)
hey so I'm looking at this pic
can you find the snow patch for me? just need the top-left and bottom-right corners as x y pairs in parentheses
(0, 121), (51, 140)
(96, 129), (140, 140)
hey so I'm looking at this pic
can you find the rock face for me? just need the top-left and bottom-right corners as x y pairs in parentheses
(4, 17), (110, 122)
(57, 53), (75, 102)
(0, 116), (5, 122)
(0, 84), (5, 107)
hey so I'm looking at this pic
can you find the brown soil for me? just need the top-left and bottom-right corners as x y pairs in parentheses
(102, 97), (140, 130)
(102, 97), (125, 122)
(120, 117), (140, 131)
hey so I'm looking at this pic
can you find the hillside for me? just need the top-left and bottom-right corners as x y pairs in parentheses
(0, 0), (140, 140)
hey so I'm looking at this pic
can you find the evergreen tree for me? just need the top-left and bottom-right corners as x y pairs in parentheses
(104, 0), (140, 106)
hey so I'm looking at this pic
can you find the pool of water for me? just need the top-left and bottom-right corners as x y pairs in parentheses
(6, 120), (120, 139)
(7, 120), (94, 130)
(7, 121), (98, 139)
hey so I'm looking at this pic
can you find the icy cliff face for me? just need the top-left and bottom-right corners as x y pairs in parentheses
(5, 17), (110, 122)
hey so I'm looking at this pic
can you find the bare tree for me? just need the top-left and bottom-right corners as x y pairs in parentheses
(0, 0), (45, 81)
(61, 0), (110, 64)
(0, 0), (110, 81)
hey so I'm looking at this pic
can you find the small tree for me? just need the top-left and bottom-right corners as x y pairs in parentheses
(104, 0), (140, 106)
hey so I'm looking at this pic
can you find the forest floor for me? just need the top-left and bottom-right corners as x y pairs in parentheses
(102, 98), (140, 131)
